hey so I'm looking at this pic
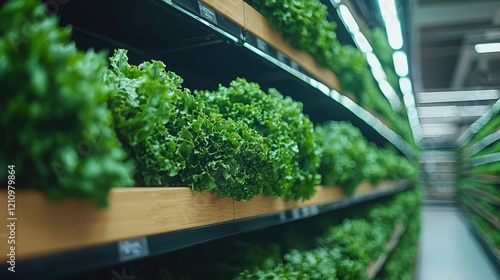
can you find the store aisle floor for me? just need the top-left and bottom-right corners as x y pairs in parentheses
(415, 203), (499, 280)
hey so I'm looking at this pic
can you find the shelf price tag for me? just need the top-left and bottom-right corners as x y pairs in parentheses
(117, 237), (150, 261)
(198, 2), (218, 25)
(291, 208), (301, 219)
(276, 52), (287, 64)
(256, 38), (269, 53)
(279, 211), (287, 222)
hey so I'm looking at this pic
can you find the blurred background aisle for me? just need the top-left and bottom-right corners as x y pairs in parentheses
(416, 202), (500, 280)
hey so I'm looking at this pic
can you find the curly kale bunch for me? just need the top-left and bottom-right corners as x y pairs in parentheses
(197, 78), (321, 200)
(0, 0), (133, 206)
(247, 0), (338, 69)
(106, 50), (271, 201)
(315, 121), (370, 194)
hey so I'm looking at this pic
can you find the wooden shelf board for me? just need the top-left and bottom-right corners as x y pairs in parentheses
(0, 188), (233, 260)
(0, 181), (401, 261)
(234, 186), (345, 219)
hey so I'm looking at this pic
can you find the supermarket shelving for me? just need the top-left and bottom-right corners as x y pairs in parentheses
(465, 130), (500, 157)
(0, 1), (420, 279)
(462, 189), (500, 207)
(469, 174), (500, 185)
(460, 205), (500, 273)
(0, 181), (411, 279)
(51, 0), (415, 158)
(456, 98), (500, 149)
(367, 223), (405, 279)
(463, 200), (500, 231)
(457, 96), (500, 273)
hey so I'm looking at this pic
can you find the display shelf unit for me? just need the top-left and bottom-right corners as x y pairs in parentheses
(366, 223), (405, 279)
(457, 98), (500, 149)
(49, 0), (414, 158)
(465, 130), (500, 157)
(460, 205), (500, 273)
(462, 189), (500, 207)
(463, 201), (500, 231)
(1, 1), (418, 278)
(457, 99), (500, 272)
(469, 174), (500, 184)
(0, 181), (411, 279)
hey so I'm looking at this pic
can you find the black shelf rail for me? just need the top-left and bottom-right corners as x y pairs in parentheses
(48, 0), (415, 158)
(0, 182), (412, 280)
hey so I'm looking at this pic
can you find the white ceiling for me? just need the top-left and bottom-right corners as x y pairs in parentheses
(410, 0), (500, 149)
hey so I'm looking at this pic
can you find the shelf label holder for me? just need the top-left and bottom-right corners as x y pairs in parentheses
(117, 237), (150, 262)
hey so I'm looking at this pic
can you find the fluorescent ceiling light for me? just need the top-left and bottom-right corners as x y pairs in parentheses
(399, 77), (412, 94)
(386, 21), (404, 50)
(338, 5), (359, 33)
(378, 80), (401, 111)
(353, 31), (373, 53)
(474, 42), (500, 53)
(403, 92), (416, 108)
(393, 51), (409, 77)
(365, 52), (386, 81)
(417, 105), (490, 118)
(417, 89), (499, 103)
(378, 0), (404, 50)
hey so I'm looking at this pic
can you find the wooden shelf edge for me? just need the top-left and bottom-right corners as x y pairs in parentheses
(242, 3), (341, 92)
(466, 201), (500, 231)
(0, 180), (405, 261)
(0, 187), (234, 261)
(366, 223), (405, 279)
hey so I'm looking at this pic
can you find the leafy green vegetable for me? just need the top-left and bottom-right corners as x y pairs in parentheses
(247, 0), (338, 70)
(473, 138), (500, 157)
(458, 180), (500, 198)
(471, 213), (500, 251)
(246, 0), (417, 148)
(196, 78), (321, 200)
(106, 50), (274, 201)
(84, 188), (420, 280)
(315, 121), (369, 193)
(377, 148), (418, 181)
(316, 121), (417, 193)
(237, 188), (421, 280)
(471, 162), (500, 177)
(368, 28), (393, 68)
(375, 192), (421, 280)
(0, 0), (133, 206)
